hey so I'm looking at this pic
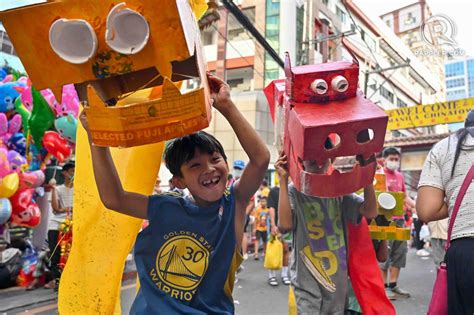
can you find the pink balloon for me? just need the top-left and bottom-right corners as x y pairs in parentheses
(19, 170), (45, 190)
(55, 84), (79, 117)
(0, 148), (11, 178)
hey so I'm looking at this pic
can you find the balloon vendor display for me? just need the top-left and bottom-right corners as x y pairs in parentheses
(0, 66), (79, 229)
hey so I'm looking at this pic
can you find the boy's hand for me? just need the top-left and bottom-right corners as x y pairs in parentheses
(207, 73), (231, 111)
(275, 152), (289, 180)
(79, 110), (91, 133)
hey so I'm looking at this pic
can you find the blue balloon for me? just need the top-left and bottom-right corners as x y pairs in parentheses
(0, 198), (12, 225)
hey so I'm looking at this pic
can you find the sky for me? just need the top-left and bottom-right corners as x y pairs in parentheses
(354, 0), (474, 56)
(0, 0), (46, 11)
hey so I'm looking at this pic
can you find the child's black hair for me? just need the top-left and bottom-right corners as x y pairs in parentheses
(62, 162), (75, 172)
(164, 131), (227, 177)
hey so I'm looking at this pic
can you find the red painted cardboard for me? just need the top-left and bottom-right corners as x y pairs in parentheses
(265, 53), (388, 197)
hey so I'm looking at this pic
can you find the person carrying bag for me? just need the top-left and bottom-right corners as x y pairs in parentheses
(427, 164), (474, 315)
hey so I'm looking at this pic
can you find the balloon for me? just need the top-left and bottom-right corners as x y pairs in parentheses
(0, 113), (22, 143)
(0, 81), (22, 112)
(8, 133), (26, 156)
(55, 84), (80, 117)
(14, 98), (31, 135)
(10, 188), (34, 212)
(11, 201), (40, 228)
(0, 147), (11, 177)
(0, 198), (12, 224)
(41, 89), (59, 111)
(0, 172), (19, 198)
(19, 170), (45, 190)
(28, 87), (55, 148)
(42, 131), (72, 162)
(7, 150), (27, 170)
(55, 114), (78, 143)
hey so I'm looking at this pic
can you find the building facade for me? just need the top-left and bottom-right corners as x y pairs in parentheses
(445, 57), (474, 101)
(380, 0), (446, 103)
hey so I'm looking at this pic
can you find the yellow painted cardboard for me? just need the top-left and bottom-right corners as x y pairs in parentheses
(1, 0), (211, 147)
(51, 2), (208, 313)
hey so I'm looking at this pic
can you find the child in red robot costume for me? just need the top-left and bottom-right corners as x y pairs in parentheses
(265, 47), (395, 315)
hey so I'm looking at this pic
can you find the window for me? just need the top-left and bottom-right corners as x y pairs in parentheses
(322, 0), (328, 5)
(404, 12), (416, 25)
(446, 78), (465, 89)
(397, 98), (407, 108)
(380, 86), (394, 103)
(336, 6), (346, 24)
(226, 67), (254, 92)
(445, 62), (465, 78)
(202, 29), (216, 46)
(385, 19), (391, 28)
(227, 7), (255, 41)
(265, 0), (280, 86)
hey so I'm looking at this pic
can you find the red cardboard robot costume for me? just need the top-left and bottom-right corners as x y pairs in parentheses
(265, 50), (395, 314)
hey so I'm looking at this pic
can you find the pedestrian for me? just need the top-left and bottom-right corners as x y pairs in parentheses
(267, 185), (291, 286)
(252, 195), (269, 262)
(417, 110), (474, 315)
(80, 73), (270, 314)
(276, 151), (377, 314)
(379, 147), (414, 300)
(46, 162), (75, 290)
(427, 218), (448, 266)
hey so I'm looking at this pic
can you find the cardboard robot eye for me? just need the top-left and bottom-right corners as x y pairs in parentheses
(49, 19), (98, 64)
(377, 192), (396, 210)
(105, 2), (150, 55)
(310, 79), (328, 95)
(331, 75), (349, 93)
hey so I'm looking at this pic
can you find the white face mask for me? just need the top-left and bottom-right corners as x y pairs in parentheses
(232, 169), (243, 179)
(386, 160), (400, 171)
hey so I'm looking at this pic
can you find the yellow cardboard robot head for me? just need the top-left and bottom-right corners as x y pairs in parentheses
(1, 0), (211, 147)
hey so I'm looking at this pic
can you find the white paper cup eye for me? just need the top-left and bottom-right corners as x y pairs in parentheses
(378, 192), (396, 210)
(49, 18), (98, 64)
(105, 2), (150, 55)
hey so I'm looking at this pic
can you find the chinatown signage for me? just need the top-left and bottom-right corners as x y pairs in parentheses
(386, 97), (474, 130)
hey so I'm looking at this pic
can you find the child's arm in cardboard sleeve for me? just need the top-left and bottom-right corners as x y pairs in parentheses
(80, 112), (149, 219)
(207, 74), (270, 248)
(275, 154), (293, 233)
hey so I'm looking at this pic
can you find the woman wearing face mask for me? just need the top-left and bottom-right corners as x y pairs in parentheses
(417, 111), (474, 315)
(379, 147), (416, 301)
(46, 162), (75, 290)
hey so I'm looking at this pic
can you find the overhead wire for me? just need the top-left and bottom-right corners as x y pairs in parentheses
(212, 24), (266, 80)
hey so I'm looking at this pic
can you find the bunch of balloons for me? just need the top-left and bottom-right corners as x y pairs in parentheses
(0, 67), (79, 228)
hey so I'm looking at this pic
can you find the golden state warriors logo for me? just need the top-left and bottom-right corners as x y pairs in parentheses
(156, 235), (209, 291)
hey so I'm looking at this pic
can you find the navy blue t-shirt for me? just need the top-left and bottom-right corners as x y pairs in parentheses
(131, 189), (238, 314)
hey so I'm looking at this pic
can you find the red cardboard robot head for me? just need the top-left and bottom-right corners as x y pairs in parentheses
(265, 50), (388, 197)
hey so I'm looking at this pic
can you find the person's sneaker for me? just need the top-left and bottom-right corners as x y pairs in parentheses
(268, 277), (278, 286)
(281, 276), (291, 285)
(243, 253), (249, 260)
(385, 287), (397, 300)
(391, 286), (410, 298)
(254, 254), (259, 260)
(416, 249), (430, 257)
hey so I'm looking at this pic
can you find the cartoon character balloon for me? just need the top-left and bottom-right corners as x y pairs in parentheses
(55, 114), (78, 143)
(9, 133), (27, 156)
(42, 131), (72, 162)
(0, 198), (12, 225)
(11, 201), (41, 227)
(0, 113), (22, 143)
(0, 81), (23, 112)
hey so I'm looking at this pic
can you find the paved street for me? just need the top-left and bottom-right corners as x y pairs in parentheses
(4, 247), (436, 314)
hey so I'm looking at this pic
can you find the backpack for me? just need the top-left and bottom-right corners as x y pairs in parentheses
(0, 248), (22, 288)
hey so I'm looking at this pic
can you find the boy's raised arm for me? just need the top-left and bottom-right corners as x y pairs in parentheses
(80, 112), (149, 219)
(275, 154), (293, 233)
(207, 74), (270, 203)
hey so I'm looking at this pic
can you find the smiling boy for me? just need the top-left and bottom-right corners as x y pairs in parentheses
(81, 74), (270, 314)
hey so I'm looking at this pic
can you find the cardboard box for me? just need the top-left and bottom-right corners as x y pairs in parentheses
(1, 0), (211, 147)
